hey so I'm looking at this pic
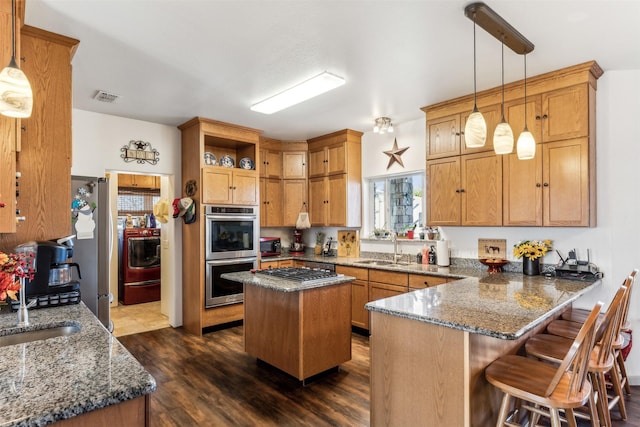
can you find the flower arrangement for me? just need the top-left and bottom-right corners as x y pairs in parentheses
(513, 240), (552, 261)
(0, 251), (34, 303)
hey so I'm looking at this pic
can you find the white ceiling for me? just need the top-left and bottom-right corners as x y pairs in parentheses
(24, 0), (640, 140)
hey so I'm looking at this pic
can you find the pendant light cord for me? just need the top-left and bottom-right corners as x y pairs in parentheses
(473, 13), (478, 107)
(523, 54), (529, 131)
(500, 34), (505, 120)
(10, 0), (16, 60)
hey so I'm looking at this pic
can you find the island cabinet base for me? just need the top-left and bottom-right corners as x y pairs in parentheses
(369, 311), (561, 427)
(54, 395), (149, 427)
(244, 283), (352, 381)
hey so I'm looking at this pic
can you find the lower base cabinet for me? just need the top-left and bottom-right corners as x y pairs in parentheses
(336, 266), (369, 330)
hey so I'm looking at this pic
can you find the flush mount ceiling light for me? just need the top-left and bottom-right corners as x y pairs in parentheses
(0, 0), (33, 118)
(250, 71), (345, 114)
(463, 12), (487, 148)
(373, 117), (393, 134)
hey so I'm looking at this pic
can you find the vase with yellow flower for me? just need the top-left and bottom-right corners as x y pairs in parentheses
(0, 251), (34, 310)
(513, 240), (552, 276)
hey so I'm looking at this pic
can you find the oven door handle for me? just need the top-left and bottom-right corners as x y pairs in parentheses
(205, 257), (257, 266)
(206, 215), (257, 222)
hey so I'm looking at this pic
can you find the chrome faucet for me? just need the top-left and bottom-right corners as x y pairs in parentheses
(392, 232), (401, 263)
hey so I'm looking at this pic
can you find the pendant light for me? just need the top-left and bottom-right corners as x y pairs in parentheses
(493, 35), (513, 155)
(516, 54), (536, 159)
(0, 0), (33, 118)
(464, 12), (487, 148)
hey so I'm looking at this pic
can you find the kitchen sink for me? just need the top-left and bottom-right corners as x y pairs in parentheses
(0, 324), (81, 347)
(356, 260), (411, 266)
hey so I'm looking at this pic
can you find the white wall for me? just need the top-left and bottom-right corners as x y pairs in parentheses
(359, 70), (640, 384)
(72, 109), (183, 327)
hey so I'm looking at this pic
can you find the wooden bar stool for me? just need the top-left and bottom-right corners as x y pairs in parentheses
(525, 283), (629, 427)
(562, 269), (637, 398)
(485, 302), (603, 427)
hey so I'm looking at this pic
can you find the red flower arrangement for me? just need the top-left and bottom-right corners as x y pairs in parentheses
(0, 251), (35, 303)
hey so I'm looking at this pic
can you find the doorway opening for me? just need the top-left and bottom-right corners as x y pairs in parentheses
(112, 172), (169, 336)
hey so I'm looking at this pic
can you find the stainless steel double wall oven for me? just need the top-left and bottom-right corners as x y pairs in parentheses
(204, 205), (258, 308)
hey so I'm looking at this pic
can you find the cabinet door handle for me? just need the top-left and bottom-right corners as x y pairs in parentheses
(455, 189), (460, 193)
(542, 114), (548, 119)
(424, 281), (429, 286)
(536, 183), (542, 188)
(460, 189), (465, 193)
(543, 183), (549, 187)
(535, 115), (541, 120)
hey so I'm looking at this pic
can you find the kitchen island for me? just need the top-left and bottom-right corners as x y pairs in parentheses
(0, 303), (155, 426)
(223, 270), (355, 382)
(365, 273), (601, 427)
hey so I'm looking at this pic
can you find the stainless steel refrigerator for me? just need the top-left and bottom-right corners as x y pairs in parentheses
(71, 176), (112, 331)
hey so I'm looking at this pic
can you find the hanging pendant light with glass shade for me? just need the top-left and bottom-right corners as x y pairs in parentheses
(464, 12), (487, 148)
(516, 54), (536, 160)
(0, 0), (33, 118)
(493, 35), (513, 155)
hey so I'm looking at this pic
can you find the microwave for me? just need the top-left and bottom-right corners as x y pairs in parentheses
(260, 237), (281, 257)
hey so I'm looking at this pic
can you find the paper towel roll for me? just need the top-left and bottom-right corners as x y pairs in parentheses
(436, 240), (449, 266)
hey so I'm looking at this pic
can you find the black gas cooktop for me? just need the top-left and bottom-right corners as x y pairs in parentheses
(256, 267), (342, 284)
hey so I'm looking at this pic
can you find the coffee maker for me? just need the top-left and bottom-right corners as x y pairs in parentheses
(14, 237), (82, 308)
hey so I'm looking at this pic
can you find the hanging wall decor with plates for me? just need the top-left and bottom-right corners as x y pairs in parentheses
(204, 152), (216, 166)
(239, 157), (255, 170)
(219, 155), (235, 168)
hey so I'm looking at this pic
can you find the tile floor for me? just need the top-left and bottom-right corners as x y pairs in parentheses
(110, 300), (169, 337)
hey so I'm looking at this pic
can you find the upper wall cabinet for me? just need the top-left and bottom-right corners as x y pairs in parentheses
(423, 61), (602, 228)
(307, 129), (362, 227)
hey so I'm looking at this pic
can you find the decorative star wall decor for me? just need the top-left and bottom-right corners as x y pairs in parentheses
(383, 138), (409, 169)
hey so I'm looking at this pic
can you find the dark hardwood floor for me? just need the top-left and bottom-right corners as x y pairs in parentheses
(119, 325), (640, 427)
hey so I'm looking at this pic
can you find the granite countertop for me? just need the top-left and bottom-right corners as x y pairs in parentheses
(223, 271), (355, 292)
(262, 252), (601, 340)
(365, 273), (600, 340)
(0, 303), (156, 427)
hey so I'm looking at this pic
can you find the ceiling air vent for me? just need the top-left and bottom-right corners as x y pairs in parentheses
(94, 90), (119, 103)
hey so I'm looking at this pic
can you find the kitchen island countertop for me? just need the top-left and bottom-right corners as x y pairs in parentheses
(0, 303), (156, 426)
(222, 270), (355, 292)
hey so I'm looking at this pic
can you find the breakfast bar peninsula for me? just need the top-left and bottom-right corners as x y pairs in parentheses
(365, 272), (600, 427)
(223, 269), (355, 381)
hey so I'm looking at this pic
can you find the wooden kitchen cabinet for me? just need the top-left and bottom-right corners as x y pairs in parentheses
(368, 270), (408, 301)
(427, 104), (502, 160)
(1, 25), (78, 249)
(336, 266), (369, 330)
(423, 61), (601, 228)
(118, 174), (158, 189)
(202, 168), (258, 205)
(282, 179), (307, 227)
(307, 129), (362, 227)
(408, 274), (448, 289)
(542, 85), (589, 142)
(503, 145), (543, 226)
(259, 147), (282, 178)
(282, 151), (307, 179)
(427, 152), (502, 226)
(543, 138), (592, 226)
(260, 178), (283, 227)
(179, 117), (262, 335)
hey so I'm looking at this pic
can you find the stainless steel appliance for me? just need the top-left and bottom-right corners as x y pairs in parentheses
(204, 205), (258, 308)
(205, 257), (257, 308)
(119, 227), (161, 305)
(205, 205), (258, 260)
(259, 237), (281, 257)
(70, 176), (112, 330)
(256, 267), (342, 284)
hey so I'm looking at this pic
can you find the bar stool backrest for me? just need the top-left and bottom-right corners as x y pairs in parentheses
(546, 301), (603, 398)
